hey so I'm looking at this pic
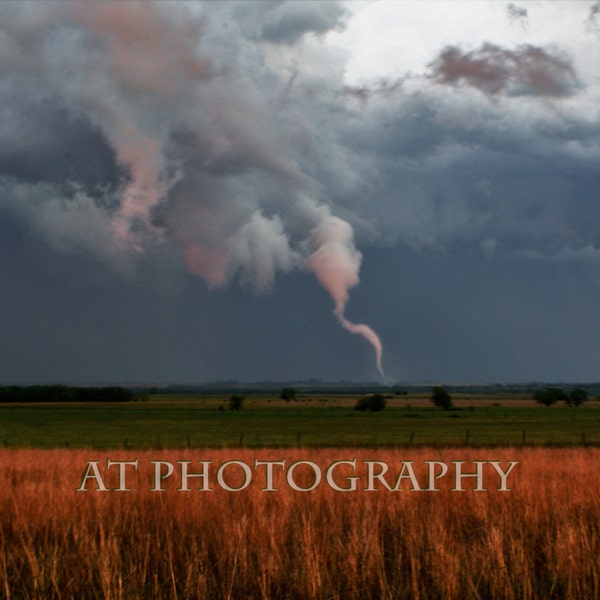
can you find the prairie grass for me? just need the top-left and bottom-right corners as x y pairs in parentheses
(0, 447), (598, 599)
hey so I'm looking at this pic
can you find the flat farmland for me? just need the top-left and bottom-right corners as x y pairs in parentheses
(0, 392), (599, 448)
(2, 395), (599, 599)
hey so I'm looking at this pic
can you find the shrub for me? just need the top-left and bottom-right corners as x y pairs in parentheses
(534, 388), (566, 407)
(280, 388), (296, 402)
(355, 393), (386, 412)
(566, 388), (588, 408)
(431, 386), (453, 410)
(228, 395), (244, 410)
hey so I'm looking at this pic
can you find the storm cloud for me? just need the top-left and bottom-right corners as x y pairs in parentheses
(0, 1), (345, 285)
(234, 0), (349, 44)
(1, 1), (599, 383)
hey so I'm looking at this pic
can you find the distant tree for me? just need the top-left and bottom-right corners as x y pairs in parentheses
(229, 395), (244, 410)
(280, 387), (297, 402)
(355, 393), (386, 412)
(566, 388), (588, 408)
(431, 386), (452, 410)
(534, 388), (566, 407)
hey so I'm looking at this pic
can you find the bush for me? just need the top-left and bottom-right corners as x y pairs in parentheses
(228, 395), (244, 410)
(431, 386), (452, 410)
(566, 388), (588, 408)
(280, 387), (296, 402)
(355, 393), (386, 412)
(534, 388), (566, 407)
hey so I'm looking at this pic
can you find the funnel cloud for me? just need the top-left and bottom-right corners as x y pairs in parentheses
(0, 1), (599, 384)
(305, 214), (384, 377)
(0, 1), (384, 377)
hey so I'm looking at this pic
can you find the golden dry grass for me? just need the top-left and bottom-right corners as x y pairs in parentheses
(0, 447), (598, 599)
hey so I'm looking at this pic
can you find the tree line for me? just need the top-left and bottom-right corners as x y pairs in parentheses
(534, 387), (588, 407)
(0, 385), (139, 403)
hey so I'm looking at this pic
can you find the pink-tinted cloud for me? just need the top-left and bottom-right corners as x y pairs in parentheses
(430, 43), (579, 97)
(305, 214), (384, 377)
(0, 1), (385, 377)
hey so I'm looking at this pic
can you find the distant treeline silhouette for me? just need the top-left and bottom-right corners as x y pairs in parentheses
(0, 385), (138, 403)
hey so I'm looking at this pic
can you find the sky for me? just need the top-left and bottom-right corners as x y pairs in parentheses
(1, 0), (600, 385)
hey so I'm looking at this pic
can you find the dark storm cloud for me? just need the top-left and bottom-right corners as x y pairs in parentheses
(334, 38), (600, 264)
(0, 0), (389, 379)
(3, 1), (586, 276)
(0, 1), (327, 283)
(362, 247), (600, 383)
(429, 43), (579, 97)
(1, 1), (600, 383)
(0, 93), (121, 198)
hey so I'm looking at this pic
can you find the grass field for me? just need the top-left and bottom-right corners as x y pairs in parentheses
(2, 393), (598, 598)
(1, 446), (598, 599)
(0, 392), (599, 448)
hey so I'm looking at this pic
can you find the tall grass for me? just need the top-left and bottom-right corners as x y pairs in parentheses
(0, 447), (598, 599)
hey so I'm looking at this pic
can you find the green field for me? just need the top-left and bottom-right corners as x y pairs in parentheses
(1, 392), (599, 448)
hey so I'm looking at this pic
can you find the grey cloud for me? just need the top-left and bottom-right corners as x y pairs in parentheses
(0, 90), (121, 197)
(587, 2), (600, 30)
(2, 1), (600, 383)
(359, 135), (600, 258)
(507, 3), (528, 26)
(342, 78), (404, 104)
(330, 60), (600, 261)
(0, 178), (131, 270)
(429, 43), (579, 97)
(0, 1), (332, 292)
(0, 0), (390, 379)
(232, 0), (348, 44)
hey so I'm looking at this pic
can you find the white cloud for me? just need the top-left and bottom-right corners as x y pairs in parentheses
(333, 1), (595, 87)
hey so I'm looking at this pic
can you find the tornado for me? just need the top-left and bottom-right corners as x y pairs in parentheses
(337, 315), (384, 379)
(0, 2), (385, 379)
(305, 214), (385, 378)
